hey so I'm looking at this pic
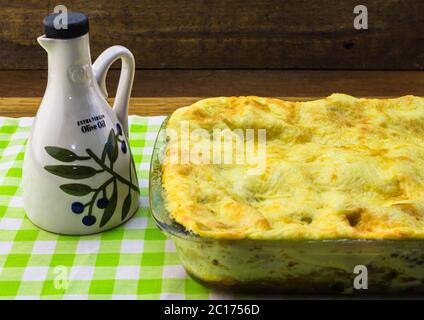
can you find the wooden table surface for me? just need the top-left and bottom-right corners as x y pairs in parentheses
(1, 70), (423, 117)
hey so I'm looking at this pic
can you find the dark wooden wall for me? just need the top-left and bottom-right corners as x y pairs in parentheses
(0, 0), (423, 69)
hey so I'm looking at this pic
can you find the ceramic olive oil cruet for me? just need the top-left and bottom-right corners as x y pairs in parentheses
(23, 13), (140, 235)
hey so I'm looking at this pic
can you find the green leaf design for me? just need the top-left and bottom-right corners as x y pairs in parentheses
(45, 125), (138, 228)
(105, 129), (118, 163)
(100, 180), (118, 227)
(44, 165), (98, 179)
(45, 146), (88, 162)
(122, 191), (132, 220)
(60, 183), (93, 196)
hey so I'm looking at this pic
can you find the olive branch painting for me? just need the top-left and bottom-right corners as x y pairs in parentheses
(43, 123), (139, 227)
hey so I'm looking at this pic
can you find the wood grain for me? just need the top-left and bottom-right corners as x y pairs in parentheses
(1, 70), (424, 98)
(0, 97), (199, 117)
(0, 0), (423, 69)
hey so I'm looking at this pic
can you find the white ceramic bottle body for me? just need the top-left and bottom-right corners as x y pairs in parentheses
(23, 34), (139, 235)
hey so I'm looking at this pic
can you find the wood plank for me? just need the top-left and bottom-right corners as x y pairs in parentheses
(0, 97), (195, 117)
(0, 70), (423, 98)
(0, 0), (422, 69)
(0, 0), (47, 69)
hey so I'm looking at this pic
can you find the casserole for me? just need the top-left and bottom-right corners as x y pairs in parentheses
(150, 95), (424, 293)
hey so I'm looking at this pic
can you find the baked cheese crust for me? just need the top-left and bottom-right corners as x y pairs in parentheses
(162, 94), (424, 240)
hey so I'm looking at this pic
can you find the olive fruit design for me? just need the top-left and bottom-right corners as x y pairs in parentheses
(71, 202), (84, 214)
(44, 124), (139, 227)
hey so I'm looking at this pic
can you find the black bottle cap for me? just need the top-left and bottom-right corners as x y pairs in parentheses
(44, 12), (89, 39)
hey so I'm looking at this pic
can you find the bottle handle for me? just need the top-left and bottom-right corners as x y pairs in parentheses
(92, 45), (135, 137)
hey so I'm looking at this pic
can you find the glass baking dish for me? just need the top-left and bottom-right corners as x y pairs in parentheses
(149, 117), (424, 294)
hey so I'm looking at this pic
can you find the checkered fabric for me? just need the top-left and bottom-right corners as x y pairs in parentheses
(0, 116), (241, 300)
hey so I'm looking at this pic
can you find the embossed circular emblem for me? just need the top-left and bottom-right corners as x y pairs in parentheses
(68, 64), (89, 83)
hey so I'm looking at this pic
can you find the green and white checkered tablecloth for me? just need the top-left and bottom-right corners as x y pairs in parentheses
(0, 116), (239, 300)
